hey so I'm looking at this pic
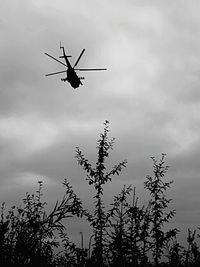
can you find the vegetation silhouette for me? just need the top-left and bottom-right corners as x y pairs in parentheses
(0, 121), (200, 267)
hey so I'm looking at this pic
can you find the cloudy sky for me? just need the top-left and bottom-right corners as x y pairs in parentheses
(1, 0), (200, 244)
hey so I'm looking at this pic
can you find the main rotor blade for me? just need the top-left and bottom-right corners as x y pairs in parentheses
(73, 49), (85, 68)
(75, 68), (107, 71)
(44, 53), (68, 68)
(45, 70), (67, 76)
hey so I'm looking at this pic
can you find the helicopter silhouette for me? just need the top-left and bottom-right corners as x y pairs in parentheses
(45, 44), (107, 89)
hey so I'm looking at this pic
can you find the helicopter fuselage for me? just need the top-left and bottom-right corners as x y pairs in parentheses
(66, 67), (81, 89)
(60, 50), (81, 89)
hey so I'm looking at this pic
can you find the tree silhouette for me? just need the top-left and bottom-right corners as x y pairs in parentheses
(1, 122), (200, 266)
(0, 180), (85, 267)
(107, 185), (132, 267)
(75, 120), (127, 267)
(144, 154), (177, 266)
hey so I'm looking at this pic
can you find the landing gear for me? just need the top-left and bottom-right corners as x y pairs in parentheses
(61, 77), (68, 82)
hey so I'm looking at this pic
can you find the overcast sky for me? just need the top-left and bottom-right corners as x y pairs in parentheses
(1, 0), (200, 245)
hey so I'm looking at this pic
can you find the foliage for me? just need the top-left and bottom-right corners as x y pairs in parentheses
(106, 185), (152, 267)
(107, 185), (132, 266)
(144, 154), (178, 266)
(1, 122), (200, 267)
(75, 120), (127, 266)
(0, 180), (85, 267)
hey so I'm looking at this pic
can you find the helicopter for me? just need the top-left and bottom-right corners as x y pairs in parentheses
(45, 43), (107, 89)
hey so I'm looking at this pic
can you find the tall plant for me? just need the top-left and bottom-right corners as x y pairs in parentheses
(75, 120), (127, 266)
(144, 154), (177, 266)
(107, 185), (132, 267)
(107, 184), (152, 267)
(126, 188), (152, 267)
